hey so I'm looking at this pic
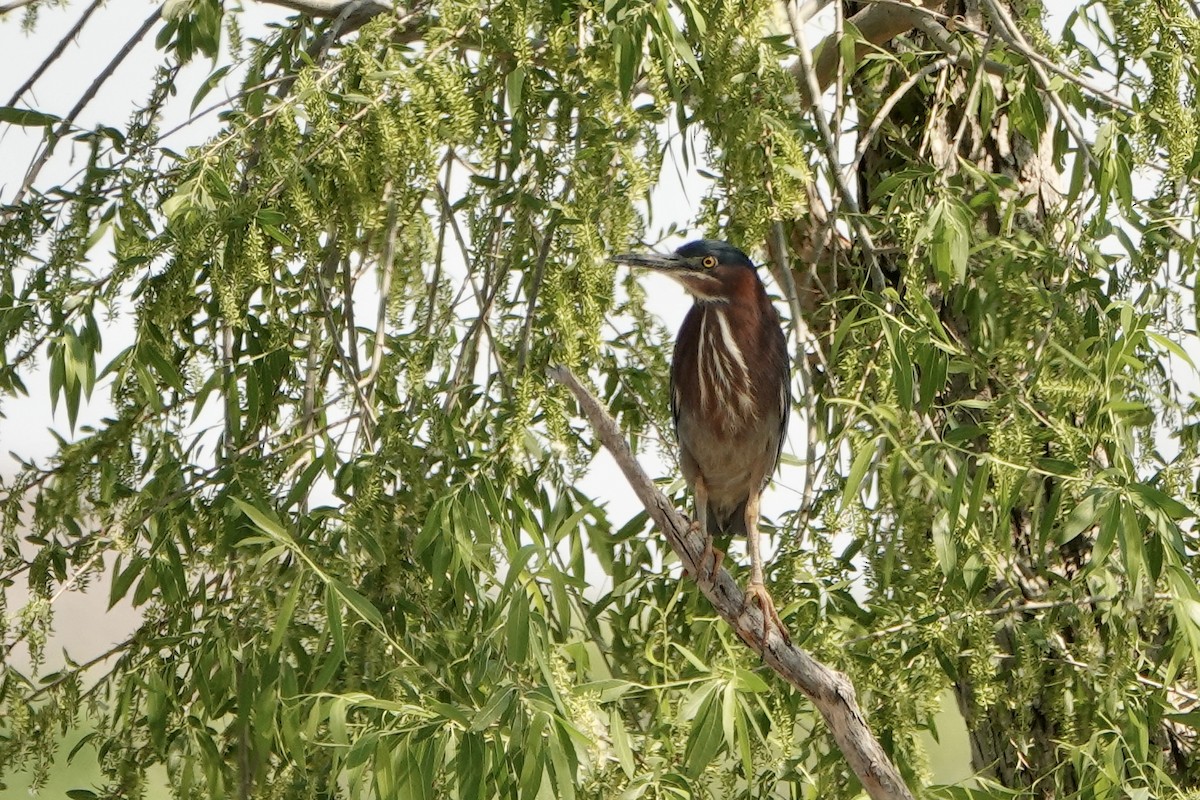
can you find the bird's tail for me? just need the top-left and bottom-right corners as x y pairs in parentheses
(709, 500), (747, 537)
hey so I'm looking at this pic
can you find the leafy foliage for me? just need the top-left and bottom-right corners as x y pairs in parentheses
(1, 0), (1199, 798)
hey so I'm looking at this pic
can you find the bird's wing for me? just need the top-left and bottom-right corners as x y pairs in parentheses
(669, 371), (681, 441)
(771, 324), (791, 475)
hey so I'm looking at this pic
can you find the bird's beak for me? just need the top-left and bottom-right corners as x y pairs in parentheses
(611, 251), (722, 299)
(610, 252), (691, 274)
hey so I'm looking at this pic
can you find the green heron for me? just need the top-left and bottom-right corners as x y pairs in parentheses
(613, 239), (791, 637)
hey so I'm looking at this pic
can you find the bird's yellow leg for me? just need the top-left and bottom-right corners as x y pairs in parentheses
(742, 489), (787, 643)
(689, 477), (723, 581)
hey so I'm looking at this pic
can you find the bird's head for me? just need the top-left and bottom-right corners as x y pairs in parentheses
(611, 239), (762, 305)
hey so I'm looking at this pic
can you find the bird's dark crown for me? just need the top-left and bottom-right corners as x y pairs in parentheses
(675, 239), (756, 270)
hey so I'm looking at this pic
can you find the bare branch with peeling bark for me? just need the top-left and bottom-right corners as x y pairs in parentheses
(548, 364), (916, 800)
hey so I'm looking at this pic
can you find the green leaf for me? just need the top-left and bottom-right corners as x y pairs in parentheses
(270, 579), (303, 655)
(684, 687), (723, 779)
(66, 731), (100, 764)
(233, 498), (290, 542)
(1119, 501), (1144, 589)
(1081, 496), (1119, 575)
(610, 708), (635, 779)
(190, 64), (233, 113)
(946, 460), (968, 536)
(731, 668), (769, 693)
(519, 712), (548, 800)
(331, 579), (386, 630)
(142, 344), (186, 393)
(506, 590), (531, 663)
(931, 510), (957, 578)
(1127, 482), (1192, 521)
(1061, 492), (1102, 544)
(0, 106), (60, 127)
(576, 678), (637, 702)
(109, 555), (146, 609)
(614, 27), (637, 98)
(326, 583), (345, 654)
(734, 694), (753, 780)
(841, 438), (877, 511)
(962, 460), (990, 536)
(546, 721), (576, 800)
(470, 686), (514, 732)
(838, 21), (862, 77)
(670, 641), (711, 672)
(1147, 331), (1196, 371)
(328, 696), (349, 745)
(721, 682), (737, 758)
(506, 66), (525, 113)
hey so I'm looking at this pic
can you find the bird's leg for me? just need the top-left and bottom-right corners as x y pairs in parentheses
(689, 477), (723, 581)
(741, 489), (787, 643)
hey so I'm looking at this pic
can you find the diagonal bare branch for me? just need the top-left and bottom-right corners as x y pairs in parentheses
(6, 0), (105, 107)
(548, 364), (916, 800)
(784, 0), (885, 292)
(7, 7), (161, 209)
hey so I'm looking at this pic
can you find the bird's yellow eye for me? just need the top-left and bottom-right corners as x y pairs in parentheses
(702, 255), (717, 269)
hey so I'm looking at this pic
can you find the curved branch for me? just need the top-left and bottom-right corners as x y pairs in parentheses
(825, 0), (1132, 113)
(254, 0), (390, 21)
(0, 0), (37, 15)
(548, 364), (916, 800)
(808, 1), (926, 92)
(784, 0), (885, 292)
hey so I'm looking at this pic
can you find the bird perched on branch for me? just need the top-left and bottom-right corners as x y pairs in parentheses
(612, 239), (791, 637)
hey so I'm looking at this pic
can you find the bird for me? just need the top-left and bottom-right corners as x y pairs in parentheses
(611, 239), (791, 639)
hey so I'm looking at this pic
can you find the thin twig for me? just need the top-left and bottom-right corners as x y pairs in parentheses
(979, 0), (1098, 170)
(808, 0), (926, 92)
(548, 364), (915, 800)
(849, 595), (1118, 645)
(10, 7), (162, 208)
(257, 0), (389, 18)
(1055, 656), (1200, 705)
(313, 234), (379, 435)
(23, 634), (139, 702)
(846, 56), (958, 181)
(833, 0), (845, 135)
(948, 34), (995, 157)
(856, 0), (1132, 113)
(767, 221), (825, 546)
(795, 0), (830, 24)
(358, 184), (400, 394)
(6, 0), (104, 107)
(516, 212), (563, 375)
(434, 177), (509, 411)
(783, 0), (886, 292)
(0, 549), (108, 661)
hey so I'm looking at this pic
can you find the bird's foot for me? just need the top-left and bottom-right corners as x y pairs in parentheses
(683, 521), (723, 582)
(742, 582), (789, 645)
(698, 538), (724, 582)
